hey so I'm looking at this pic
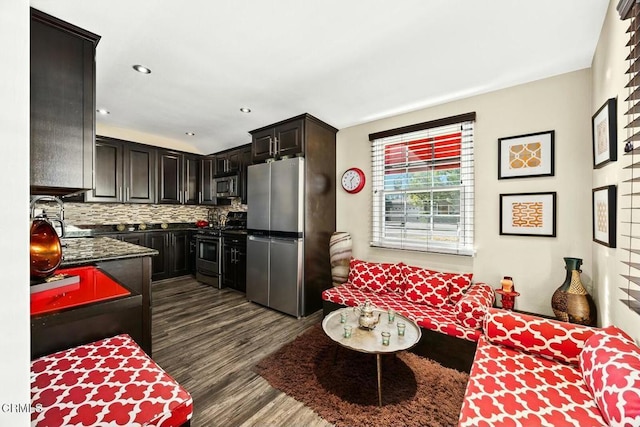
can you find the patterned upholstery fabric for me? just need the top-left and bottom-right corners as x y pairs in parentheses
(579, 326), (640, 426)
(403, 268), (450, 307)
(385, 262), (405, 293)
(322, 284), (484, 342)
(459, 335), (606, 427)
(441, 272), (473, 304)
(483, 308), (594, 365)
(31, 334), (193, 427)
(454, 283), (495, 330)
(348, 258), (388, 292)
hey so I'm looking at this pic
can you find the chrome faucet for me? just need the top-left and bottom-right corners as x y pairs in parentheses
(30, 195), (65, 237)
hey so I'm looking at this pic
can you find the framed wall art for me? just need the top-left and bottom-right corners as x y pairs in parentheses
(500, 192), (557, 237)
(592, 97), (617, 168)
(592, 185), (617, 247)
(498, 130), (555, 179)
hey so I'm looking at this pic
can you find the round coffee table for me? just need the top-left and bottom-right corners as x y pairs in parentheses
(322, 306), (421, 406)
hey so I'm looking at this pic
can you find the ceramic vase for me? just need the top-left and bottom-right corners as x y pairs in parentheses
(329, 232), (352, 287)
(551, 257), (597, 326)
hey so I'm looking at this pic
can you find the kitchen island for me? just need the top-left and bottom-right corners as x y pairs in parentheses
(31, 237), (157, 359)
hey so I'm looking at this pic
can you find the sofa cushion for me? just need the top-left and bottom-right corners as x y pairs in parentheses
(454, 282), (495, 329)
(322, 283), (483, 342)
(483, 308), (595, 365)
(348, 258), (388, 293)
(579, 326), (640, 426)
(459, 335), (606, 427)
(31, 334), (193, 427)
(385, 262), (405, 293)
(403, 265), (449, 307)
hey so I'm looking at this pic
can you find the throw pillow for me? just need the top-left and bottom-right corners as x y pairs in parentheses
(580, 326), (640, 427)
(403, 265), (448, 307)
(385, 262), (405, 293)
(348, 258), (388, 293)
(453, 283), (495, 330)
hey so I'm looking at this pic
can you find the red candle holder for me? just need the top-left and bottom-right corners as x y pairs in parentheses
(495, 289), (520, 310)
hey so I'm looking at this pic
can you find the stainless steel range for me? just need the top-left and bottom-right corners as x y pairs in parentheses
(195, 229), (222, 288)
(195, 211), (247, 289)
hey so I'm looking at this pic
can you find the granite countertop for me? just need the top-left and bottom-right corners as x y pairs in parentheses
(60, 236), (159, 267)
(64, 222), (199, 238)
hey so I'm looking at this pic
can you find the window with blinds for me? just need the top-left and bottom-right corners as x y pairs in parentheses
(369, 112), (475, 256)
(618, 0), (640, 316)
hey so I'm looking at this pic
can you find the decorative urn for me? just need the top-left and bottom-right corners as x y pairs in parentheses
(354, 300), (381, 330)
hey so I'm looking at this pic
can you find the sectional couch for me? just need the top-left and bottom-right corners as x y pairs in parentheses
(459, 308), (640, 426)
(322, 258), (495, 371)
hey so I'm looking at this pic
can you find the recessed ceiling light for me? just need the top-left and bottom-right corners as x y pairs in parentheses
(132, 64), (151, 74)
(185, 132), (195, 136)
(240, 107), (251, 113)
(96, 108), (110, 115)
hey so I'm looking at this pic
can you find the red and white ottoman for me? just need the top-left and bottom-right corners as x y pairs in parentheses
(31, 334), (193, 427)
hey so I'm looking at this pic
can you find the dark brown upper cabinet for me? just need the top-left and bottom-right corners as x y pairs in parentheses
(184, 154), (200, 205)
(250, 117), (305, 163)
(86, 136), (156, 203)
(157, 150), (202, 205)
(30, 8), (100, 196)
(200, 156), (216, 205)
(157, 150), (184, 204)
(215, 149), (242, 176)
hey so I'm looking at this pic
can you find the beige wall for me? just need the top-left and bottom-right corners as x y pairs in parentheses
(591, 0), (640, 341)
(336, 69), (593, 317)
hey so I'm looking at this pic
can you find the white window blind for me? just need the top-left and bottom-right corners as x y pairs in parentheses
(369, 113), (475, 256)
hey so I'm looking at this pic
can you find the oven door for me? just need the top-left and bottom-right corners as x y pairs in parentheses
(195, 235), (221, 288)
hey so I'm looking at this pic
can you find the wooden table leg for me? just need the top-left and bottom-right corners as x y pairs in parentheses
(377, 354), (382, 406)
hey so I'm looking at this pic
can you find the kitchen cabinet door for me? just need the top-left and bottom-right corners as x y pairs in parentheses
(238, 144), (252, 204)
(86, 138), (123, 202)
(124, 144), (156, 203)
(251, 128), (275, 163)
(170, 231), (190, 277)
(200, 157), (215, 205)
(157, 150), (183, 204)
(275, 119), (304, 159)
(184, 155), (200, 205)
(30, 9), (100, 195)
(146, 233), (169, 281)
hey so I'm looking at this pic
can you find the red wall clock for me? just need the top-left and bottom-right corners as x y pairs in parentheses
(341, 167), (365, 194)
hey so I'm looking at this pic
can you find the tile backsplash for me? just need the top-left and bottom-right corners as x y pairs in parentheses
(33, 199), (246, 226)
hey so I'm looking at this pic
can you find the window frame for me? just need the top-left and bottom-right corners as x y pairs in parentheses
(369, 112), (476, 256)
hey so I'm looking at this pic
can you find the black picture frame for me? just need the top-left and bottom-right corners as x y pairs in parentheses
(592, 185), (617, 247)
(499, 192), (557, 237)
(592, 98), (617, 169)
(498, 130), (555, 179)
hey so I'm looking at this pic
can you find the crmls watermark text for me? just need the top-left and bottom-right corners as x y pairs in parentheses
(0, 403), (43, 413)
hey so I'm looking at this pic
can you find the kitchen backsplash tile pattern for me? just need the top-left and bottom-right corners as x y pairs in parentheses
(33, 199), (246, 226)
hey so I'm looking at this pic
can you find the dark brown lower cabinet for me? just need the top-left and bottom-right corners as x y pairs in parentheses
(222, 235), (246, 292)
(146, 231), (190, 281)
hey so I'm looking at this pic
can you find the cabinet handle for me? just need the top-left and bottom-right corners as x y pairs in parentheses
(199, 191), (202, 204)
(269, 137), (274, 156)
(184, 190), (188, 203)
(126, 187), (130, 201)
(274, 136), (279, 155)
(118, 186), (122, 202)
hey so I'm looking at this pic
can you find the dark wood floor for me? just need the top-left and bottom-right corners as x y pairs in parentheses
(151, 276), (332, 427)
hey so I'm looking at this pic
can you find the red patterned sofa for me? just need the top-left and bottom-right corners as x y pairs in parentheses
(322, 259), (495, 371)
(31, 334), (193, 427)
(459, 308), (640, 427)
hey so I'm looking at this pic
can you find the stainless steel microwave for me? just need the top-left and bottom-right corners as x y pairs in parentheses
(215, 175), (239, 198)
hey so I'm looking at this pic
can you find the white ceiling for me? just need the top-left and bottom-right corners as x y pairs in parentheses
(30, 0), (609, 155)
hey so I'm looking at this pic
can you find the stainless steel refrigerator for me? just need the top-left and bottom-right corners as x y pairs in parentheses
(246, 157), (305, 317)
